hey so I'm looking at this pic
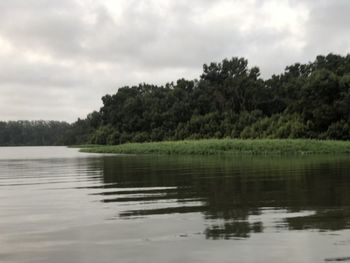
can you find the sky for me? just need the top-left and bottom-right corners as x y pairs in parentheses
(0, 0), (349, 122)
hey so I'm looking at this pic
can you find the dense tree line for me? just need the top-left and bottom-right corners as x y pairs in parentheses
(2, 53), (350, 146)
(0, 121), (70, 146)
(65, 53), (350, 145)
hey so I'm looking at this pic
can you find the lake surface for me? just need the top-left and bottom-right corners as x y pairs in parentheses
(1, 147), (350, 262)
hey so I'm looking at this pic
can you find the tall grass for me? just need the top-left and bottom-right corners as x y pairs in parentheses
(79, 139), (350, 155)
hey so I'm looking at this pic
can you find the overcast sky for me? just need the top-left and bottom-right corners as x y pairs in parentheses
(0, 0), (349, 122)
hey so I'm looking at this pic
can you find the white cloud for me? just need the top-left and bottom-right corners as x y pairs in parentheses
(0, 0), (348, 122)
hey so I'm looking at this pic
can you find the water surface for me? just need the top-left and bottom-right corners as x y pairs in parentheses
(1, 147), (350, 262)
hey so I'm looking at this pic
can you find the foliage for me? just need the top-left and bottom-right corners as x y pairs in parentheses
(0, 121), (70, 146)
(80, 139), (350, 155)
(66, 53), (350, 145)
(2, 53), (350, 146)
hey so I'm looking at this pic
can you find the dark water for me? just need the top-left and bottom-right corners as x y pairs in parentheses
(1, 147), (350, 262)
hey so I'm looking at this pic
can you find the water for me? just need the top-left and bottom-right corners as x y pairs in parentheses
(1, 147), (350, 262)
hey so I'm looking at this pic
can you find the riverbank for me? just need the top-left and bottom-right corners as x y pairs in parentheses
(78, 139), (350, 155)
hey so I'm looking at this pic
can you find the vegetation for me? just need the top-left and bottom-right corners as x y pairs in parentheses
(65, 53), (350, 145)
(0, 120), (69, 146)
(80, 139), (350, 155)
(2, 53), (350, 146)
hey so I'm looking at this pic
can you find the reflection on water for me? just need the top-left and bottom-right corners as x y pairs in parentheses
(1, 147), (350, 262)
(98, 155), (350, 238)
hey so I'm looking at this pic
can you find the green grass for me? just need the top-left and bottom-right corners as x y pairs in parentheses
(79, 139), (350, 155)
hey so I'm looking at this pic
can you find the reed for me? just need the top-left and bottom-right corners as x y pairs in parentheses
(79, 139), (350, 155)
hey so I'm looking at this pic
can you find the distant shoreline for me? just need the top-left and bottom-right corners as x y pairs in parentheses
(78, 139), (350, 155)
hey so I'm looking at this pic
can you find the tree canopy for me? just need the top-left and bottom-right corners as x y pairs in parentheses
(0, 121), (70, 146)
(2, 53), (350, 146)
(70, 53), (350, 145)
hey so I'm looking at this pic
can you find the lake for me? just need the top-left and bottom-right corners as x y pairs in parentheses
(1, 147), (350, 262)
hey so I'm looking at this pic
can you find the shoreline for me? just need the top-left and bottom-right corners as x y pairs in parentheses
(78, 139), (350, 155)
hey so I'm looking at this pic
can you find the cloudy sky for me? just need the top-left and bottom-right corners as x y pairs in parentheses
(0, 0), (349, 122)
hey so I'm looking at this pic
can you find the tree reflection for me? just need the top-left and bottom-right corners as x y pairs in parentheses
(93, 155), (350, 239)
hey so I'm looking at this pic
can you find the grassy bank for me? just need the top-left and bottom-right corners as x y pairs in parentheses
(79, 139), (350, 155)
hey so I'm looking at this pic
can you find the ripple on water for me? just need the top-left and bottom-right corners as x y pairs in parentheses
(1, 148), (350, 263)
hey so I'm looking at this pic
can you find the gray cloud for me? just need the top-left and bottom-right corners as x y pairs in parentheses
(0, 0), (349, 122)
(302, 0), (350, 55)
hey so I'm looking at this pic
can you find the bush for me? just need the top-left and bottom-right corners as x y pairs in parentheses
(239, 114), (307, 139)
(90, 126), (114, 145)
(326, 120), (350, 140)
(107, 131), (121, 145)
(133, 132), (149, 143)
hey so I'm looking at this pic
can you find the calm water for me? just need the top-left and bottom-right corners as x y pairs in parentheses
(1, 147), (350, 262)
